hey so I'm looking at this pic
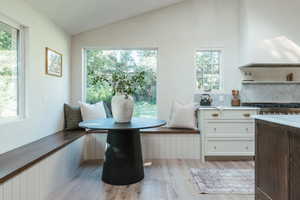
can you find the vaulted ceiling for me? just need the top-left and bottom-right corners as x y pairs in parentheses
(25, 0), (185, 35)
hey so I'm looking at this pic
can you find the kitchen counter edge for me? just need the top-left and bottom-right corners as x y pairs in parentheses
(253, 115), (300, 129)
(197, 106), (260, 110)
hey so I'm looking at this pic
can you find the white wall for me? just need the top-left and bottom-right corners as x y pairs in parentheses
(0, 0), (71, 154)
(240, 0), (300, 64)
(71, 0), (241, 120)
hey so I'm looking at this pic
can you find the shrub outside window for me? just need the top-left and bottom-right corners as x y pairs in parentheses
(196, 50), (222, 91)
(84, 49), (158, 118)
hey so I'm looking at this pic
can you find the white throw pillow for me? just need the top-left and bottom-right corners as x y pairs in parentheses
(168, 101), (197, 129)
(78, 101), (106, 121)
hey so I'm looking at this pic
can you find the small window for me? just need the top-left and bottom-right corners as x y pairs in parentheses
(0, 19), (24, 120)
(84, 49), (158, 118)
(196, 50), (221, 91)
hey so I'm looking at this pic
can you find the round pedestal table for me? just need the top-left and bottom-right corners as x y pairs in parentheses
(79, 118), (166, 185)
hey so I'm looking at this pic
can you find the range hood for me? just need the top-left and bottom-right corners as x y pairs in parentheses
(239, 63), (300, 70)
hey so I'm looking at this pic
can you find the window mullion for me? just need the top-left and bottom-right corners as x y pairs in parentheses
(196, 49), (221, 91)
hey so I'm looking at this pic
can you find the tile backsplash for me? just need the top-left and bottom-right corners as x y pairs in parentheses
(194, 84), (300, 106)
(241, 84), (300, 103)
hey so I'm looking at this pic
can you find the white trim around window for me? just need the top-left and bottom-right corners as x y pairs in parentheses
(82, 48), (87, 102)
(17, 25), (26, 120)
(194, 47), (224, 93)
(0, 14), (22, 30)
(0, 14), (26, 124)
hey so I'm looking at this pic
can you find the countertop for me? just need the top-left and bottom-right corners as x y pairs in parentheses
(197, 106), (260, 110)
(254, 115), (300, 129)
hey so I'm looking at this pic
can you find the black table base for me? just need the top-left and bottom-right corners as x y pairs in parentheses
(102, 129), (144, 185)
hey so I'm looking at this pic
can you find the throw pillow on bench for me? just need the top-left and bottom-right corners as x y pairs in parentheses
(64, 101), (112, 131)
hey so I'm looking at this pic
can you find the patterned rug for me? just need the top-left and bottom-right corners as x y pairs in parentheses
(190, 168), (254, 194)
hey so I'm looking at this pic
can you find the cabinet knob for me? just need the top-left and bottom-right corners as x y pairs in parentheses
(214, 146), (217, 150)
(245, 146), (249, 150)
(246, 128), (249, 132)
(214, 128), (217, 132)
(212, 113), (219, 117)
(243, 113), (251, 117)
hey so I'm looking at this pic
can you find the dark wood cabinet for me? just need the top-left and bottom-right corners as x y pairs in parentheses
(256, 120), (300, 200)
(290, 131), (300, 200)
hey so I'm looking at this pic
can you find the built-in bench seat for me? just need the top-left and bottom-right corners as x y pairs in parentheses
(85, 127), (201, 160)
(0, 130), (85, 184)
(0, 127), (199, 184)
(0, 126), (201, 199)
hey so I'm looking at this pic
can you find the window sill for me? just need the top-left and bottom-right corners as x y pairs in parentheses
(0, 116), (25, 126)
(195, 90), (224, 94)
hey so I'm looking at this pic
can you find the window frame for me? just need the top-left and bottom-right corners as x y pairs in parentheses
(82, 47), (159, 116)
(195, 48), (223, 93)
(0, 14), (26, 123)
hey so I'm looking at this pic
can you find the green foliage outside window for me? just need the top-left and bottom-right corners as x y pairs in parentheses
(196, 50), (221, 91)
(90, 69), (146, 98)
(0, 22), (18, 118)
(85, 49), (157, 118)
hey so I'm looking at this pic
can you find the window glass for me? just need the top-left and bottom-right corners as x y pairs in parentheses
(0, 21), (19, 118)
(85, 49), (158, 118)
(196, 50), (221, 91)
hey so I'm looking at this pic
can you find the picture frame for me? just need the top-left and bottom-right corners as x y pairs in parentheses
(45, 47), (62, 77)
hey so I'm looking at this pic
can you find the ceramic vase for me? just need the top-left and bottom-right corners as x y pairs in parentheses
(111, 93), (134, 123)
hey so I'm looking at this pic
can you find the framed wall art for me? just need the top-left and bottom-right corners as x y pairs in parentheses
(45, 47), (62, 77)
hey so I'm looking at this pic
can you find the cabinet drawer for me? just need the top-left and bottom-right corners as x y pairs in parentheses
(206, 139), (254, 155)
(222, 110), (257, 119)
(204, 110), (258, 120)
(204, 110), (222, 119)
(206, 122), (254, 135)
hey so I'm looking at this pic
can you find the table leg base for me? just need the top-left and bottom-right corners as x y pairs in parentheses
(102, 129), (144, 185)
(102, 176), (144, 186)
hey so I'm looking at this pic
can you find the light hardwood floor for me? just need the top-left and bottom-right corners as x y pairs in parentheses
(48, 160), (254, 200)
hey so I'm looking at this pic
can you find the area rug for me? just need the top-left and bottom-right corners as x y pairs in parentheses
(190, 168), (254, 194)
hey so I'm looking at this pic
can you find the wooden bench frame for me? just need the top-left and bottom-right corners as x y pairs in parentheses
(0, 127), (199, 184)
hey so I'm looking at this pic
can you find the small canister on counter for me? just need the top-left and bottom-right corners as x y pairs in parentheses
(231, 90), (241, 106)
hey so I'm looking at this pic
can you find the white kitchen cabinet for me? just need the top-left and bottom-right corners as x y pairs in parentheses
(198, 107), (259, 161)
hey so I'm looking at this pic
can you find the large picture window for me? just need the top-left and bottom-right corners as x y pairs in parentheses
(84, 49), (157, 118)
(0, 20), (23, 120)
(196, 50), (221, 91)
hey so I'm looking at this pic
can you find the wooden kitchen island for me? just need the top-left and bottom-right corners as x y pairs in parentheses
(255, 115), (300, 200)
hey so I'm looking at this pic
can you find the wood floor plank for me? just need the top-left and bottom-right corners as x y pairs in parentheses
(47, 159), (254, 200)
